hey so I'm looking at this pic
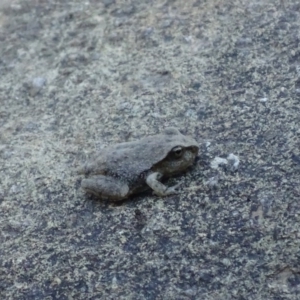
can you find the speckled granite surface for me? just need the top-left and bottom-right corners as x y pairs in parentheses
(1, 0), (300, 299)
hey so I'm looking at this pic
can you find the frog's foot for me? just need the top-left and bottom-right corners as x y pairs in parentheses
(81, 175), (129, 201)
(146, 172), (181, 197)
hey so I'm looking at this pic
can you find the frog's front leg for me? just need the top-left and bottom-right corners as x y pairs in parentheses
(81, 175), (129, 201)
(146, 172), (180, 197)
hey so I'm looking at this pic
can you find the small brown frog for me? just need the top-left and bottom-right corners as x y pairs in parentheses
(78, 128), (199, 201)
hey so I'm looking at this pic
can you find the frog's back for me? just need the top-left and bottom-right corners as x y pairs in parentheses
(78, 128), (198, 180)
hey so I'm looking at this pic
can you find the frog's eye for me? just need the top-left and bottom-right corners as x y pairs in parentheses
(172, 146), (183, 158)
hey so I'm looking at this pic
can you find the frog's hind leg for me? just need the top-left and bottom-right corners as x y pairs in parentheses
(81, 175), (129, 201)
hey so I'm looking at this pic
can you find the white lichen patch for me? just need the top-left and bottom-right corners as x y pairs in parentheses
(210, 154), (240, 171)
(227, 153), (240, 170)
(210, 157), (228, 169)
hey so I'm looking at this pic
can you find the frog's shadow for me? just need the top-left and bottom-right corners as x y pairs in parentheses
(84, 190), (152, 207)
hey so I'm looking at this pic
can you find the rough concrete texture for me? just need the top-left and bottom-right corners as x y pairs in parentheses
(0, 0), (300, 299)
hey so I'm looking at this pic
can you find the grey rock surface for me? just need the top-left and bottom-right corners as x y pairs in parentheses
(1, 0), (300, 299)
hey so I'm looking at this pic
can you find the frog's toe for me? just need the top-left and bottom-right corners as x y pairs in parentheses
(163, 183), (181, 195)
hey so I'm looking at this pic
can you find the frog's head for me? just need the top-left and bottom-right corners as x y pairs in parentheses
(152, 128), (199, 176)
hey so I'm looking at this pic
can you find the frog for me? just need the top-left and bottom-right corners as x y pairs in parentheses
(77, 127), (199, 201)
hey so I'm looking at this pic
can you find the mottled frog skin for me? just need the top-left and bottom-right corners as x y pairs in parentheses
(78, 128), (199, 201)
